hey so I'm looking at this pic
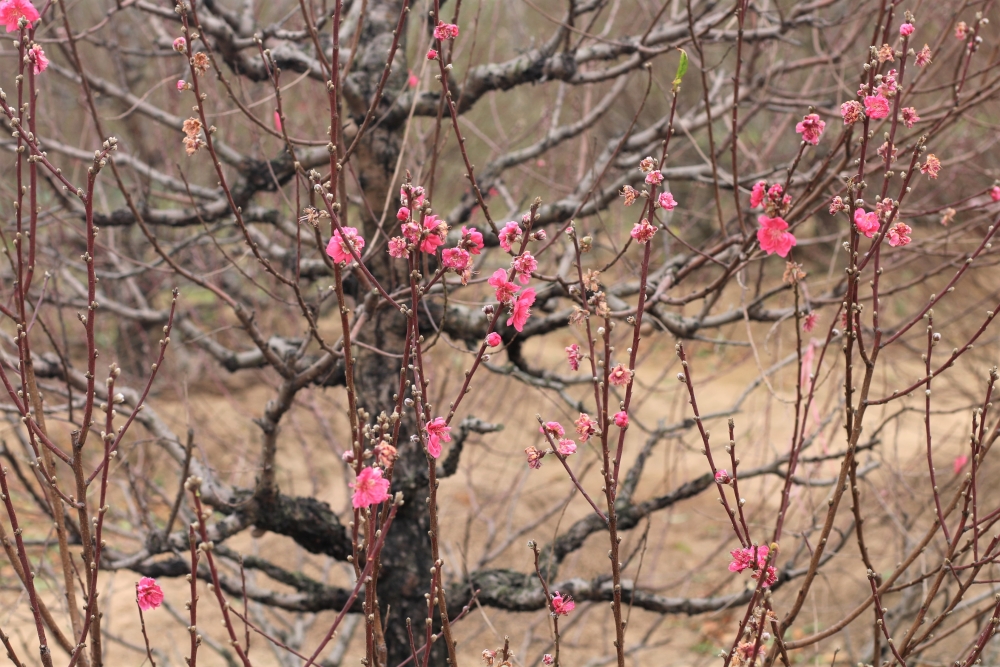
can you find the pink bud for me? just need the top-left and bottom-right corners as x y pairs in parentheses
(486, 332), (502, 347)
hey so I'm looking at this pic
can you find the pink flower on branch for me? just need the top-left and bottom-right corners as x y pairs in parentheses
(511, 252), (537, 285)
(608, 364), (632, 387)
(557, 439), (577, 456)
(388, 237), (408, 259)
(750, 181), (767, 208)
(498, 221), (522, 253)
(991, 186), (1000, 202)
(489, 269), (519, 304)
(899, 22), (914, 36)
(486, 332), (502, 347)
(326, 227), (365, 264)
(425, 417), (451, 459)
(350, 467), (391, 508)
(507, 288), (536, 332)
(914, 44), (932, 67)
(461, 226), (484, 254)
(853, 209), (880, 238)
(420, 215), (448, 254)
(864, 94), (890, 119)
(0, 0), (39, 32)
(887, 222), (912, 247)
(803, 312), (818, 332)
(630, 219), (657, 244)
(756, 216), (797, 257)
(525, 445), (544, 469)
(714, 469), (731, 484)
(920, 154), (941, 179)
(433, 22), (459, 40)
(550, 592), (575, 616)
(29, 43), (47, 74)
(658, 191), (677, 210)
(566, 343), (582, 371)
(644, 170), (663, 185)
(901, 107), (920, 128)
(442, 247), (471, 272)
(613, 411), (628, 428)
(539, 421), (565, 437)
(575, 413), (597, 441)
(426, 48), (438, 60)
(840, 100), (863, 125)
(136, 577), (164, 611)
(795, 113), (826, 145)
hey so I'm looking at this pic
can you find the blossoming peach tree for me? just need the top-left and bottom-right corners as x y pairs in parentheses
(2, 0), (1000, 666)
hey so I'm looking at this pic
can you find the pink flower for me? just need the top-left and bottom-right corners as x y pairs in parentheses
(400, 185), (425, 209)
(425, 417), (451, 459)
(350, 467), (391, 509)
(738, 643), (766, 661)
(136, 577), (164, 611)
(920, 154), (941, 179)
(608, 364), (632, 387)
(543, 655), (554, 666)
(899, 22), (914, 36)
(990, 186), (1000, 202)
(955, 21), (968, 40)
(540, 421), (565, 437)
(630, 219), (657, 244)
(915, 44), (932, 67)
(461, 226), (484, 254)
(176, 79), (187, 91)
(426, 48), (438, 60)
(954, 454), (969, 474)
(750, 181), (767, 208)
(273, 111), (282, 132)
(795, 113), (826, 145)
(840, 100), (863, 125)
(397, 207), (410, 221)
(442, 247), (471, 271)
(557, 439), (577, 456)
(29, 43), (47, 74)
(853, 209), (880, 238)
(507, 288), (536, 332)
(715, 469), (731, 484)
(887, 222), (912, 247)
(803, 312), (818, 332)
(0, 0), (38, 31)
(511, 252), (537, 285)
(388, 237), (408, 259)
(420, 215), (448, 254)
(901, 107), (920, 128)
(864, 94), (890, 119)
(525, 445), (544, 469)
(498, 221), (522, 253)
(729, 545), (776, 586)
(829, 196), (847, 214)
(644, 170), (663, 185)
(433, 22), (459, 40)
(326, 227), (366, 264)
(172, 36), (187, 52)
(658, 191), (677, 210)
(566, 343), (582, 371)
(486, 332), (502, 347)
(878, 69), (898, 97)
(551, 592), (575, 616)
(613, 411), (628, 428)
(407, 70), (419, 87)
(756, 216), (797, 257)
(575, 413), (597, 441)
(489, 268), (519, 304)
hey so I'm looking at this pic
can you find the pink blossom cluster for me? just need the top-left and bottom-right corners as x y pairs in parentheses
(749, 181), (791, 217)
(728, 544), (777, 587)
(326, 227), (366, 264)
(433, 21), (460, 40)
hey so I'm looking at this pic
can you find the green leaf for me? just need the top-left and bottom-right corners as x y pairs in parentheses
(672, 48), (689, 93)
